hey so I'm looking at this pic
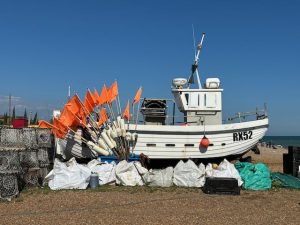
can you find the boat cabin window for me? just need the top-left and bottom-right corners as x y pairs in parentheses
(205, 93), (217, 108)
(189, 93), (198, 108)
(176, 90), (221, 111)
(184, 93), (189, 105)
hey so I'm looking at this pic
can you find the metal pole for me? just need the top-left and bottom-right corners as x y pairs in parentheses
(8, 94), (11, 124)
(172, 102), (175, 125)
(135, 102), (141, 130)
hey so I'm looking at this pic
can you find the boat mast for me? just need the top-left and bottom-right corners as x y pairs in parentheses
(188, 32), (205, 89)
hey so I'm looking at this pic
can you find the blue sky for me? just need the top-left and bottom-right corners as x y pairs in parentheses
(0, 0), (299, 135)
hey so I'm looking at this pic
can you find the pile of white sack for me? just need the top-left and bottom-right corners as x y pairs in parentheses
(44, 158), (243, 190)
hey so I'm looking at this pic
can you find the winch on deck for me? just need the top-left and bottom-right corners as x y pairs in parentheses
(140, 99), (167, 125)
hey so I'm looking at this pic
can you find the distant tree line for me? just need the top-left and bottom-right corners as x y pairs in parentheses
(0, 107), (39, 126)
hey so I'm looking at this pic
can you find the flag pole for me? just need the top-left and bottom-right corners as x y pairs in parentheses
(115, 80), (122, 116)
(135, 101), (141, 131)
(75, 94), (100, 131)
(117, 95), (122, 116)
(108, 103), (117, 127)
(132, 104), (135, 124)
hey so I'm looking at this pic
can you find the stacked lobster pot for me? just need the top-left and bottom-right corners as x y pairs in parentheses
(0, 127), (53, 200)
(0, 149), (22, 201)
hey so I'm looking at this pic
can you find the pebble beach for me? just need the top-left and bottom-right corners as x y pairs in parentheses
(1, 146), (299, 225)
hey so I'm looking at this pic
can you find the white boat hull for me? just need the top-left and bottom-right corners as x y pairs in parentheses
(129, 118), (268, 159)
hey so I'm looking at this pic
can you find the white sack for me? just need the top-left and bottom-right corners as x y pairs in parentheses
(115, 160), (148, 186)
(173, 160), (206, 187)
(144, 167), (174, 187)
(87, 159), (116, 185)
(44, 158), (91, 190)
(205, 159), (243, 186)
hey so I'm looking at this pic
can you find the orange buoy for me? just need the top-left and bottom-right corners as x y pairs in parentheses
(200, 136), (210, 148)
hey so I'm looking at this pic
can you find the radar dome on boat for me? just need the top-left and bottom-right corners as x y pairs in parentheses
(205, 78), (220, 89)
(172, 78), (187, 88)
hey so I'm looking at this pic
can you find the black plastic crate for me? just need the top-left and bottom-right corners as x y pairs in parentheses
(283, 153), (293, 174)
(293, 153), (300, 161)
(288, 146), (300, 156)
(203, 177), (240, 195)
(292, 159), (300, 177)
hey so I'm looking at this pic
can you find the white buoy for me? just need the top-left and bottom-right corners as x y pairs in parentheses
(130, 132), (135, 141)
(86, 141), (109, 156)
(125, 132), (132, 141)
(122, 129), (126, 137)
(101, 132), (115, 149)
(120, 118), (125, 129)
(110, 127), (118, 139)
(116, 128), (122, 137)
(117, 116), (122, 127)
(105, 129), (117, 147)
(98, 137), (109, 151)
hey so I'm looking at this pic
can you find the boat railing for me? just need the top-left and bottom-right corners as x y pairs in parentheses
(224, 103), (268, 124)
(131, 100), (268, 125)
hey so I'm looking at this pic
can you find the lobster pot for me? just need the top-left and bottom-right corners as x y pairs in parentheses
(19, 150), (39, 169)
(22, 169), (40, 187)
(37, 148), (50, 168)
(0, 128), (23, 147)
(0, 174), (19, 200)
(39, 167), (50, 181)
(36, 128), (52, 148)
(0, 150), (22, 174)
(20, 128), (38, 149)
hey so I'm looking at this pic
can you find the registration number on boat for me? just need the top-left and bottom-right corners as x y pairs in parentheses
(233, 131), (253, 141)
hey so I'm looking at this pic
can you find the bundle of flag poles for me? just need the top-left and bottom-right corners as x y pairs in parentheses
(38, 82), (142, 160)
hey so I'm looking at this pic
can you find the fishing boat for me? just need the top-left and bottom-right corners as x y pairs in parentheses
(128, 33), (269, 159)
(50, 33), (268, 162)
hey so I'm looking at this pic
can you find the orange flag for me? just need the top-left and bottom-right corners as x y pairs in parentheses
(84, 89), (96, 114)
(98, 107), (108, 126)
(107, 81), (118, 104)
(59, 106), (80, 131)
(98, 84), (108, 106)
(38, 120), (54, 129)
(133, 87), (142, 105)
(65, 95), (87, 127)
(53, 117), (68, 139)
(93, 89), (100, 105)
(123, 101), (130, 121)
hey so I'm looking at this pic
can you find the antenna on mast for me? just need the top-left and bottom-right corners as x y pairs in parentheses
(68, 85), (71, 100)
(192, 24), (196, 58)
(188, 32), (206, 89)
